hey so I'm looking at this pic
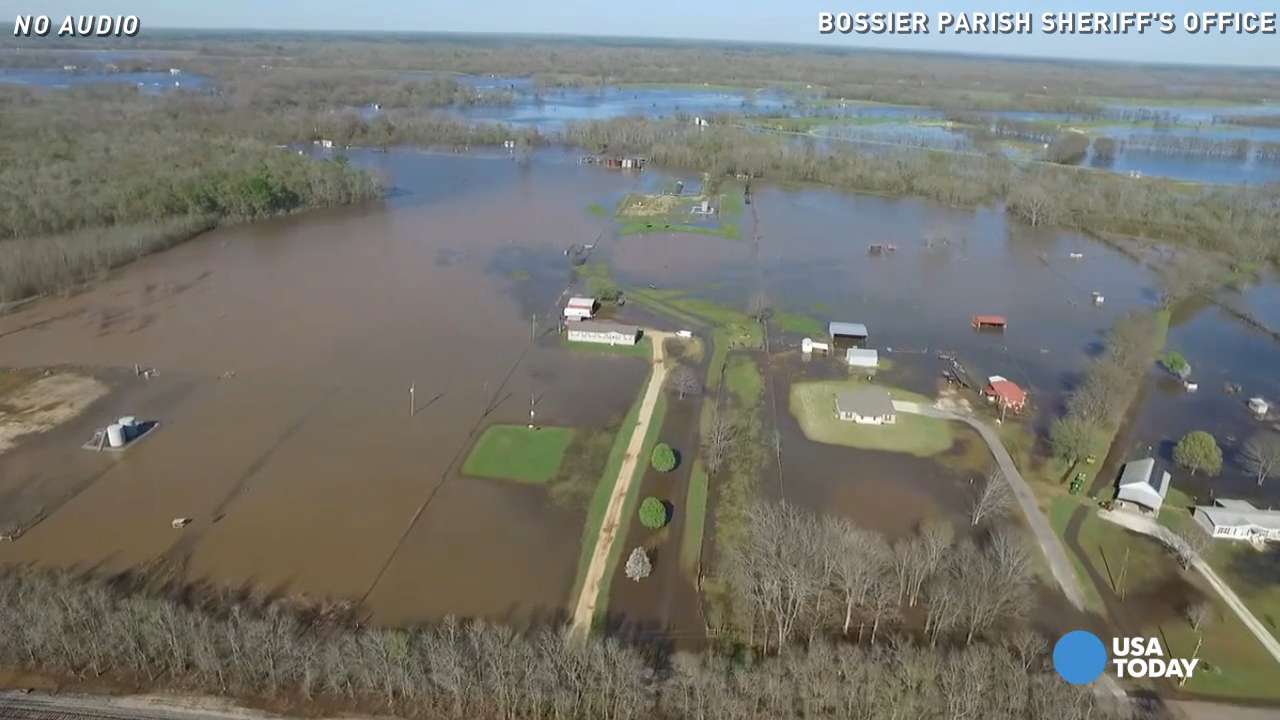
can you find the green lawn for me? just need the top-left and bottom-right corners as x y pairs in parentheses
(724, 354), (763, 408)
(462, 425), (575, 484)
(789, 380), (952, 457)
(680, 460), (710, 578)
(771, 311), (824, 336)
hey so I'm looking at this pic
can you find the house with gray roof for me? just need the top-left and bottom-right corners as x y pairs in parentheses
(835, 386), (896, 425)
(829, 322), (868, 341)
(1195, 499), (1280, 543)
(1115, 458), (1171, 515)
(566, 321), (641, 346)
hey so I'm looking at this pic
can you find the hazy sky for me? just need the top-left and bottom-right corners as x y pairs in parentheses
(6, 0), (1280, 66)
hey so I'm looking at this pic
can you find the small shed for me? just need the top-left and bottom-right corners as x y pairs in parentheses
(971, 315), (1008, 330)
(835, 387), (897, 425)
(564, 296), (597, 321)
(801, 338), (829, 354)
(829, 322), (869, 342)
(1116, 458), (1171, 515)
(983, 376), (1027, 412)
(846, 348), (879, 369)
(1250, 398), (1270, 417)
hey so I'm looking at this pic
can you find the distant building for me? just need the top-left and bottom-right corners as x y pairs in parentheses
(169, 68), (182, 75)
(1194, 499), (1280, 543)
(982, 376), (1027, 413)
(829, 322), (869, 342)
(567, 321), (640, 346)
(971, 314), (1008, 330)
(845, 348), (879, 369)
(1249, 397), (1270, 418)
(563, 296), (597, 321)
(835, 386), (897, 425)
(1115, 458), (1171, 515)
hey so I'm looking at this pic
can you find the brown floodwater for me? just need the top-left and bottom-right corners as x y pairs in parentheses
(3, 146), (1280, 639)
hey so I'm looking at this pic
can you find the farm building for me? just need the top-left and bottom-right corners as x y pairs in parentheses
(834, 387), (897, 425)
(1250, 397), (1270, 417)
(567, 322), (640, 346)
(982, 376), (1027, 412)
(1194, 499), (1280, 543)
(829, 322), (869, 342)
(563, 297), (597, 321)
(1115, 458), (1171, 515)
(846, 348), (879, 369)
(971, 315), (1007, 330)
(801, 337), (829, 354)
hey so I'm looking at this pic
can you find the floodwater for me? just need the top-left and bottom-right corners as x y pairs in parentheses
(0, 68), (209, 93)
(3, 146), (1280, 637)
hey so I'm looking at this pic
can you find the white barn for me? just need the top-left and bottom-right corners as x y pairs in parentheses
(1115, 458), (1171, 515)
(564, 297), (597, 321)
(567, 322), (640, 347)
(835, 387), (896, 425)
(1195, 499), (1280, 543)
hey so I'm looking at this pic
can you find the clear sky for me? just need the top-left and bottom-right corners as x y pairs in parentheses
(5, 0), (1279, 67)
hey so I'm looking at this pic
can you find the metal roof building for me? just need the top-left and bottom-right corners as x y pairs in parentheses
(1195, 499), (1280, 542)
(835, 386), (896, 425)
(846, 348), (879, 368)
(1116, 458), (1171, 514)
(566, 321), (640, 346)
(829, 322), (868, 339)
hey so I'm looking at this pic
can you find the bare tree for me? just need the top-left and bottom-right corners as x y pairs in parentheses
(828, 518), (891, 636)
(667, 365), (701, 400)
(625, 547), (652, 582)
(747, 291), (772, 323)
(970, 470), (1013, 527)
(1185, 600), (1213, 633)
(1007, 628), (1047, 672)
(1242, 432), (1280, 487)
(702, 411), (736, 476)
(1169, 525), (1210, 570)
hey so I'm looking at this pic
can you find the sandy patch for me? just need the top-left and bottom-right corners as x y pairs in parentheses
(0, 372), (108, 454)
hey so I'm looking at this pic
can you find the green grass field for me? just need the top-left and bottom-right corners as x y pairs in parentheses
(724, 354), (763, 408)
(680, 460), (710, 578)
(789, 380), (952, 457)
(771, 310), (824, 336)
(462, 425), (575, 484)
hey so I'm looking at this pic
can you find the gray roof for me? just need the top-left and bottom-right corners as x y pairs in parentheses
(1116, 458), (1170, 511)
(846, 348), (879, 366)
(835, 386), (895, 418)
(829, 322), (868, 338)
(568, 321), (639, 335)
(1196, 499), (1280, 531)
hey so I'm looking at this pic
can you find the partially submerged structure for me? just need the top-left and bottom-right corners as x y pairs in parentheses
(971, 315), (1008, 330)
(845, 348), (879, 369)
(1194, 499), (1280, 543)
(801, 338), (829, 354)
(1250, 397), (1270, 418)
(567, 321), (641, 346)
(982, 376), (1027, 413)
(1115, 458), (1172, 516)
(835, 386), (897, 425)
(83, 416), (159, 453)
(829, 322), (869, 343)
(563, 297), (597, 322)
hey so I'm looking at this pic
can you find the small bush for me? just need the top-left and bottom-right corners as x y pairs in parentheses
(651, 442), (678, 472)
(639, 497), (668, 529)
(1161, 351), (1190, 377)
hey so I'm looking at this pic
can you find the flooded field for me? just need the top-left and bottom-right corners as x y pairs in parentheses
(3, 145), (1280, 642)
(0, 68), (209, 93)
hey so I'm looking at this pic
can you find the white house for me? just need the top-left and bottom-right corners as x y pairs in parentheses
(567, 322), (640, 347)
(563, 297), (597, 321)
(846, 348), (879, 369)
(1195, 499), (1280, 543)
(1115, 458), (1171, 515)
(835, 387), (896, 425)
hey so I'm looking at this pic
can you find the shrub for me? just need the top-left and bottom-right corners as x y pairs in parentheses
(1161, 351), (1190, 377)
(639, 497), (668, 529)
(651, 442), (678, 472)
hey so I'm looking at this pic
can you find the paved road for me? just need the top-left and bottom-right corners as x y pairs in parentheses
(893, 400), (1087, 609)
(0, 692), (277, 720)
(1099, 509), (1280, 665)
(569, 330), (670, 638)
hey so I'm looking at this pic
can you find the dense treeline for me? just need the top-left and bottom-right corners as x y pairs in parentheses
(18, 31), (1280, 107)
(0, 556), (1107, 720)
(569, 117), (1280, 262)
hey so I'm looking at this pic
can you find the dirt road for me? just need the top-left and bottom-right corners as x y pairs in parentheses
(569, 330), (669, 639)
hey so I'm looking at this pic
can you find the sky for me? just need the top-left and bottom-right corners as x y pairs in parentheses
(5, 0), (1280, 67)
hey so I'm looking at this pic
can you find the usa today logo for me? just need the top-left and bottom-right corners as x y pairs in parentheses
(1053, 630), (1200, 684)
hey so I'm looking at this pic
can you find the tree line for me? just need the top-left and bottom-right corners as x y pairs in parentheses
(0, 563), (1110, 720)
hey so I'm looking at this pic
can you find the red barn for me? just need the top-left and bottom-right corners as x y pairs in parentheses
(972, 314), (1008, 330)
(983, 376), (1027, 412)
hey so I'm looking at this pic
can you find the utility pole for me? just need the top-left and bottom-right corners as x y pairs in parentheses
(531, 313), (536, 344)
(409, 383), (415, 418)
(1118, 545), (1130, 599)
(528, 391), (536, 429)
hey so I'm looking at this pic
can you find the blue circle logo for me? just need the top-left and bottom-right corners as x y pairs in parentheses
(1053, 630), (1108, 685)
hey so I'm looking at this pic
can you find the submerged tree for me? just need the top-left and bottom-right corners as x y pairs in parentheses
(1174, 431), (1223, 477)
(1242, 432), (1280, 487)
(970, 470), (1013, 527)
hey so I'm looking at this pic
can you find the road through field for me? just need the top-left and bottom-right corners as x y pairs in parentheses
(569, 330), (669, 638)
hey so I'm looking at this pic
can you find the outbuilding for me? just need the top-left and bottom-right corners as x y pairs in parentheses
(567, 321), (640, 346)
(971, 315), (1008, 330)
(834, 386), (897, 425)
(1115, 458), (1171, 516)
(829, 322), (869, 342)
(564, 296), (597, 321)
(846, 348), (879, 369)
(983, 376), (1027, 413)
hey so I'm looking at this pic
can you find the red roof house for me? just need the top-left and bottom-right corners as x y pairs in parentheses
(983, 376), (1027, 412)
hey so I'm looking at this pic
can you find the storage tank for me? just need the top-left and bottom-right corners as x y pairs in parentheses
(117, 416), (136, 427)
(117, 416), (137, 441)
(106, 423), (126, 448)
